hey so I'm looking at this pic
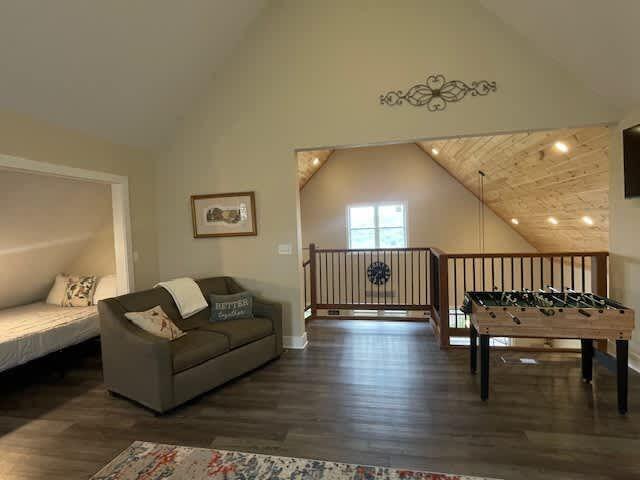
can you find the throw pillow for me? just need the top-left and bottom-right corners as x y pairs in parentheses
(93, 274), (117, 304)
(46, 273), (69, 306)
(125, 306), (185, 340)
(62, 275), (97, 307)
(209, 292), (253, 322)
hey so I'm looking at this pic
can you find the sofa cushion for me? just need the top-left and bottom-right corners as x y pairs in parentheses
(199, 317), (273, 349)
(114, 287), (182, 323)
(171, 330), (229, 373)
(196, 277), (232, 297)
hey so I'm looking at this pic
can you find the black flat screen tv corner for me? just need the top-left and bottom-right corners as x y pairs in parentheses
(623, 123), (640, 199)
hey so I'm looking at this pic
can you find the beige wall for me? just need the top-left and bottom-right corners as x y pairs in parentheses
(156, 0), (617, 339)
(0, 169), (115, 308)
(0, 110), (158, 291)
(67, 224), (116, 278)
(300, 143), (536, 254)
(610, 108), (640, 359)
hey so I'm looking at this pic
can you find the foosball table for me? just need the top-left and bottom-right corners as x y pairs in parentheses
(461, 289), (635, 414)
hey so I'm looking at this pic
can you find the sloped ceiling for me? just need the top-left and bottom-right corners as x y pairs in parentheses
(417, 126), (609, 253)
(297, 149), (334, 189)
(480, 0), (638, 111)
(0, 0), (266, 148)
(0, 169), (113, 309)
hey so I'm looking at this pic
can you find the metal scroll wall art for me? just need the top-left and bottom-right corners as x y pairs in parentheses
(380, 74), (497, 111)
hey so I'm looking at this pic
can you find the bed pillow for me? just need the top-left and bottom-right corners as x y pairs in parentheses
(209, 292), (253, 322)
(62, 275), (97, 307)
(93, 274), (117, 304)
(46, 274), (69, 306)
(125, 306), (185, 340)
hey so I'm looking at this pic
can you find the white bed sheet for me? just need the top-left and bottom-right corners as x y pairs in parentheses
(0, 301), (99, 372)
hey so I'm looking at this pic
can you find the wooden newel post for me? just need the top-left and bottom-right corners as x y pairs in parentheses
(591, 252), (609, 352)
(439, 254), (450, 349)
(309, 243), (318, 319)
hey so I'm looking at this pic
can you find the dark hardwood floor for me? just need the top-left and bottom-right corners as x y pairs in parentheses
(0, 319), (639, 480)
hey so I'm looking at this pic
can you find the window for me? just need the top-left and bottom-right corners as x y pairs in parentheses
(348, 202), (407, 249)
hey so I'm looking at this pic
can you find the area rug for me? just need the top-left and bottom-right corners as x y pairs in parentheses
(91, 441), (499, 480)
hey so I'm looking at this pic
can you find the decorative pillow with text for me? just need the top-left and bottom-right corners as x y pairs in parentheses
(209, 292), (253, 322)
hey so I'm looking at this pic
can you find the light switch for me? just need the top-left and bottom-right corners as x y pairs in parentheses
(278, 244), (292, 255)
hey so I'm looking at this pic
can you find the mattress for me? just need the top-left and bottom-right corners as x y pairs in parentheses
(0, 301), (100, 372)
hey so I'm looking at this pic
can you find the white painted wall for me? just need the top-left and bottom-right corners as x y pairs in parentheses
(300, 143), (536, 254)
(0, 110), (158, 291)
(610, 108), (640, 360)
(0, 170), (114, 309)
(155, 0), (618, 339)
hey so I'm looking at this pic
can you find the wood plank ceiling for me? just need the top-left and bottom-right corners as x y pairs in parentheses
(417, 126), (609, 252)
(297, 149), (333, 189)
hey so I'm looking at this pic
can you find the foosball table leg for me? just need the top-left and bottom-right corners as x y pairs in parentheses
(580, 339), (593, 383)
(616, 339), (629, 415)
(470, 324), (478, 374)
(480, 334), (490, 401)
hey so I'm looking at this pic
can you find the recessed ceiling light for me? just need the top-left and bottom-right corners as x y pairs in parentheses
(511, 218), (519, 225)
(548, 217), (559, 225)
(312, 157), (320, 166)
(554, 141), (569, 153)
(582, 216), (594, 226)
(431, 148), (439, 156)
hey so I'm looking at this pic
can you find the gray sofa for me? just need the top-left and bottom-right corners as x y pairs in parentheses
(98, 277), (283, 413)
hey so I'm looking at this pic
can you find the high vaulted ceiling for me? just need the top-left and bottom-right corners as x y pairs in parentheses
(417, 126), (609, 253)
(480, 0), (638, 111)
(0, 1), (266, 149)
(299, 126), (609, 253)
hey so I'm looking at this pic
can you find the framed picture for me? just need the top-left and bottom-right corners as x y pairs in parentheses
(190, 191), (257, 238)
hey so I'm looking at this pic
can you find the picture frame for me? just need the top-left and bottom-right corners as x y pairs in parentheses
(190, 191), (257, 238)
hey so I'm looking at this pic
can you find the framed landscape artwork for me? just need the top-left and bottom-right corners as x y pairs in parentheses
(191, 191), (257, 238)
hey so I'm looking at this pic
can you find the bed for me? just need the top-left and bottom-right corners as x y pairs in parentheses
(0, 301), (100, 373)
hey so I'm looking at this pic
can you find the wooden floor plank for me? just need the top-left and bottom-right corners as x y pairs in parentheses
(0, 320), (638, 480)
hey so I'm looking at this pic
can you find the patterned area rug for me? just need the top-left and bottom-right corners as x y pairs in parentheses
(91, 441), (499, 479)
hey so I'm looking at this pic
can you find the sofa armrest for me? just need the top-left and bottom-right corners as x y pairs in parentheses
(253, 297), (283, 354)
(224, 277), (283, 355)
(98, 299), (174, 411)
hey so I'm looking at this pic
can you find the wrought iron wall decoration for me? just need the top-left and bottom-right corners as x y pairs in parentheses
(379, 74), (497, 111)
(367, 261), (391, 285)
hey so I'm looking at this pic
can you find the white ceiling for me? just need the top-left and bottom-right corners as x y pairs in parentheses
(480, 0), (639, 112)
(0, 0), (266, 149)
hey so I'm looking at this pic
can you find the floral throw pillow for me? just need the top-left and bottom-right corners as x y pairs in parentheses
(62, 275), (97, 307)
(124, 306), (185, 341)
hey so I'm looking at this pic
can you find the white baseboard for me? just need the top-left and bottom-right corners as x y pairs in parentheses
(630, 349), (640, 374)
(283, 332), (308, 349)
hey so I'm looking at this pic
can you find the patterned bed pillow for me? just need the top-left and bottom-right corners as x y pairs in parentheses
(124, 306), (185, 340)
(62, 275), (97, 307)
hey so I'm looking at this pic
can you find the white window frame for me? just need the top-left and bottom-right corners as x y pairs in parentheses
(346, 201), (408, 249)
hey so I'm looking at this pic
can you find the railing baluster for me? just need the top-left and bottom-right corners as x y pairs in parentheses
(453, 257), (458, 327)
(411, 250), (415, 304)
(571, 256), (575, 290)
(581, 256), (586, 292)
(550, 256), (555, 290)
(482, 258), (486, 290)
(472, 258), (477, 290)
(491, 258), (495, 291)
(500, 256), (504, 291)
(511, 257), (515, 290)
(418, 250), (421, 305)
(560, 256), (565, 292)
(520, 257), (524, 290)
(540, 257), (544, 290)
